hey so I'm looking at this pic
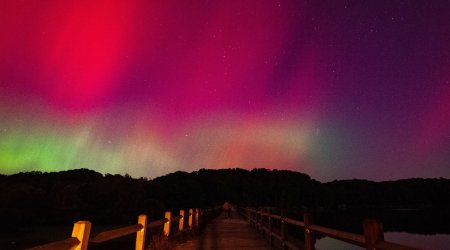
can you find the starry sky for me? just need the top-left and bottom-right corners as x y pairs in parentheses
(1, 0), (449, 182)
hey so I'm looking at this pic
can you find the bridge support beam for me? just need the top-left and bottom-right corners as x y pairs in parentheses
(179, 210), (185, 231)
(164, 211), (172, 237)
(189, 209), (194, 229)
(281, 210), (288, 250)
(304, 213), (315, 250)
(261, 208), (265, 238)
(72, 221), (91, 250)
(268, 208), (273, 247)
(363, 219), (384, 250)
(135, 215), (147, 250)
(196, 208), (199, 227)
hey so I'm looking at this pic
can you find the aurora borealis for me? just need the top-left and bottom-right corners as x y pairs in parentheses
(1, 0), (449, 181)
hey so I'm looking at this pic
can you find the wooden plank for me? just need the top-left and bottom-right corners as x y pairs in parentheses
(89, 224), (143, 243)
(179, 210), (185, 231)
(272, 231), (282, 241)
(240, 207), (255, 212)
(374, 240), (425, 250)
(24, 237), (80, 250)
(147, 218), (168, 228)
(281, 210), (288, 250)
(364, 219), (384, 250)
(71, 221), (91, 250)
(283, 217), (304, 227)
(284, 240), (301, 250)
(189, 209), (193, 229)
(172, 215), (183, 222)
(261, 225), (284, 242)
(268, 209), (274, 247)
(308, 225), (366, 248)
(164, 211), (172, 236)
(178, 207), (272, 250)
(136, 215), (147, 250)
(304, 213), (315, 250)
(256, 209), (260, 232)
(271, 214), (281, 220)
(261, 208), (265, 239)
(195, 208), (199, 227)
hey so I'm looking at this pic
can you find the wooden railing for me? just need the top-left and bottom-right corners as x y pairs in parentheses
(26, 206), (222, 250)
(237, 206), (424, 250)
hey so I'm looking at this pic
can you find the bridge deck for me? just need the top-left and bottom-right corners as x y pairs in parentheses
(176, 208), (273, 250)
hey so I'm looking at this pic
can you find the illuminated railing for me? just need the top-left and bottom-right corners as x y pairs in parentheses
(237, 206), (424, 250)
(25, 206), (222, 250)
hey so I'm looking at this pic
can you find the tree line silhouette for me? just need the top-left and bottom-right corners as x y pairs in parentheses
(0, 168), (449, 230)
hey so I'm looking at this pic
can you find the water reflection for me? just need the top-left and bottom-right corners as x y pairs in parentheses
(316, 232), (450, 250)
(385, 232), (450, 250)
(312, 206), (450, 250)
(315, 237), (361, 250)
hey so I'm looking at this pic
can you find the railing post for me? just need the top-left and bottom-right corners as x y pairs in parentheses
(71, 221), (91, 250)
(195, 208), (199, 227)
(179, 210), (185, 231)
(268, 208), (273, 247)
(248, 209), (251, 226)
(189, 209), (194, 229)
(281, 210), (288, 250)
(164, 211), (172, 237)
(364, 219), (384, 250)
(254, 209), (256, 229)
(261, 208), (265, 238)
(304, 213), (315, 250)
(256, 207), (259, 233)
(136, 215), (147, 250)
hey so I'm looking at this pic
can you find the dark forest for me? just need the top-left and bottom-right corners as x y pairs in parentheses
(1, 168), (449, 230)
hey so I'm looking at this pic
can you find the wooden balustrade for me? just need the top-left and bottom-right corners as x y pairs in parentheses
(237, 206), (424, 250)
(25, 206), (222, 250)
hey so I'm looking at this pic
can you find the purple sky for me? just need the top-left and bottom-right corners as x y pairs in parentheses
(1, 0), (449, 181)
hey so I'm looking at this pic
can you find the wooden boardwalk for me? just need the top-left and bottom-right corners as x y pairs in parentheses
(176, 208), (273, 250)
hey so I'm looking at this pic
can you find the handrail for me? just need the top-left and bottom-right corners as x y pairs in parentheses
(172, 215), (183, 222)
(308, 224), (366, 248)
(89, 224), (144, 243)
(147, 218), (168, 228)
(283, 217), (304, 227)
(237, 206), (425, 250)
(25, 206), (223, 250)
(25, 237), (80, 250)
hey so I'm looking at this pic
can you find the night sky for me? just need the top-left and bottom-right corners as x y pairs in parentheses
(1, 0), (449, 182)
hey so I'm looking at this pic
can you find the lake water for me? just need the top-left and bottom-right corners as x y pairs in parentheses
(316, 231), (450, 250)
(297, 206), (450, 250)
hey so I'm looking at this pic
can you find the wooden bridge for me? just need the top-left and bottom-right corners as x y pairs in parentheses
(26, 205), (425, 250)
(178, 206), (424, 250)
(176, 206), (272, 250)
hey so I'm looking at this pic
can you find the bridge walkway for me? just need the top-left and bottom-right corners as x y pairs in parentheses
(176, 207), (274, 250)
